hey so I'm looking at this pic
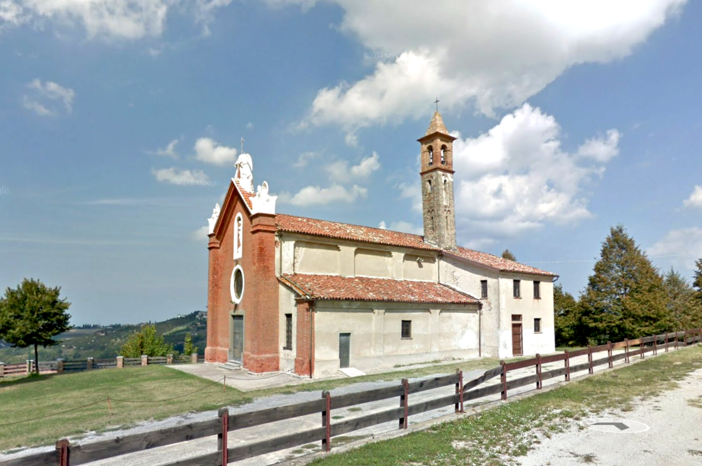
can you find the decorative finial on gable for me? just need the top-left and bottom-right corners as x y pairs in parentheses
(208, 203), (221, 234)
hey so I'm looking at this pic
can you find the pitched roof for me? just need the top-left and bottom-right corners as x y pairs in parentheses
(280, 274), (479, 305)
(275, 214), (437, 250)
(450, 247), (556, 277)
(425, 110), (449, 135)
(233, 179), (254, 211)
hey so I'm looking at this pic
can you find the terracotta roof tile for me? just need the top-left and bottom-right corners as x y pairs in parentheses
(275, 214), (437, 250)
(451, 247), (556, 277)
(280, 274), (479, 305)
(233, 179), (254, 211)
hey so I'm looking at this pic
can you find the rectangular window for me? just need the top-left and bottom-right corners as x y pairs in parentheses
(512, 314), (522, 322)
(284, 314), (293, 350)
(534, 281), (541, 299)
(513, 280), (521, 298)
(534, 318), (542, 333)
(480, 280), (488, 299)
(401, 320), (412, 339)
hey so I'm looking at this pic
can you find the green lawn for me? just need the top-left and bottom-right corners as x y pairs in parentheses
(0, 357), (503, 452)
(309, 345), (702, 466)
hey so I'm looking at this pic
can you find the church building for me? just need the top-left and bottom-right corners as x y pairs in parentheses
(205, 112), (557, 377)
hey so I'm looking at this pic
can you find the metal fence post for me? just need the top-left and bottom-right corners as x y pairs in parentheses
(455, 369), (464, 413)
(607, 342), (613, 369)
(500, 361), (507, 400)
(26, 360), (32, 375)
(535, 354), (542, 389)
(564, 350), (570, 382)
(587, 345), (593, 375)
(322, 391), (332, 451)
(218, 408), (228, 465)
(56, 438), (70, 466)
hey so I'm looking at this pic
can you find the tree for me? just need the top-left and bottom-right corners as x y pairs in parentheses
(694, 259), (702, 303)
(553, 284), (582, 347)
(0, 279), (71, 374)
(501, 249), (517, 261)
(579, 225), (672, 344)
(120, 324), (173, 357)
(183, 333), (198, 355)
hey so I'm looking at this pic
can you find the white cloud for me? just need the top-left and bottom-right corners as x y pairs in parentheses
(149, 139), (179, 158)
(279, 184), (367, 206)
(23, 78), (75, 115)
(378, 220), (422, 235)
(648, 227), (702, 271)
(246, 122), (254, 130)
(294, 151), (319, 168)
(0, 0), (233, 40)
(191, 225), (210, 241)
(327, 152), (380, 183)
(448, 103), (619, 239)
(683, 185), (702, 209)
(194, 137), (237, 166)
(152, 167), (211, 186)
(294, 0), (685, 134)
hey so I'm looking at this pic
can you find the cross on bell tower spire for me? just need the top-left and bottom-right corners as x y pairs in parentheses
(434, 97), (440, 112)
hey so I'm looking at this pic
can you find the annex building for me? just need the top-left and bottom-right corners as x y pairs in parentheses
(205, 112), (557, 377)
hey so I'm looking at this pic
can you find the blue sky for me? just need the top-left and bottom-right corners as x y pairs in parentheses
(1, 0), (701, 325)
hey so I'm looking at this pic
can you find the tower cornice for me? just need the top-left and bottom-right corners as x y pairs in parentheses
(417, 131), (457, 143)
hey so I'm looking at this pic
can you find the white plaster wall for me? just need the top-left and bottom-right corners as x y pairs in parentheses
(355, 249), (392, 278)
(498, 275), (555, 358)
(403, 254), (436, 281)
(278, 283), (297, 372)
(294, 242), (340, 275)
(279, 238), (295, 275)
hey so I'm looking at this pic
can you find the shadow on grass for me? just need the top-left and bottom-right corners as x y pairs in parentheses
(0, 373), (57, 387)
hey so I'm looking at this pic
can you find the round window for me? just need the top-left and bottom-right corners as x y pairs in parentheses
(230, 265), (245, 304)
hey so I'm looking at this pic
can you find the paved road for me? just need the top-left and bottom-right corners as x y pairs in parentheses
(0, 347), (676, 465)
(520, 367), (702, 466)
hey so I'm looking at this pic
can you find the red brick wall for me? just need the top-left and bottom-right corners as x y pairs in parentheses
(294, 300), (315, 377)
(205, 186), (280, 372)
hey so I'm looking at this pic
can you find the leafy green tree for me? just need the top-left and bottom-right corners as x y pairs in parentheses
(579, 225), (672, 344)
(183, 333), (198, 355)
(553, 284), (582, 347)
(120, 324), (173, 357)
(0, 279), (71, 374)
(694, 259), (702, 304)
(501, 249), (517, 261)
(662, 268), (702, 330)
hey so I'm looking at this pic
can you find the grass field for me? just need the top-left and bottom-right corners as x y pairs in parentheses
(308, 345), (702, 466)
(0, 357), (503, 452)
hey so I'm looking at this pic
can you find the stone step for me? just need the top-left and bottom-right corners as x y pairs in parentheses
(218, 360), (242, 371)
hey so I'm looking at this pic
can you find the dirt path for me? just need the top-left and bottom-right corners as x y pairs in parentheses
(519, 368), (702, 466)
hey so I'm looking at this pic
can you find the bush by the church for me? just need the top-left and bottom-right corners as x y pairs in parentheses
(120, 324), (174, 357)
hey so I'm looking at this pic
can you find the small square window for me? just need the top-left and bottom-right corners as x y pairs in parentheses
(512, 314), (522, 322)
(534, 281), (541, 299)
(534, 318), (542, 333)
(401, 320), (412, 339)
(284, 314), (293, 350)
(513, 280), (521, 298)
(480, 280), (488, 299)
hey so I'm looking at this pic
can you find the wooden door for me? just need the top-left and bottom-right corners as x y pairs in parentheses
(232, 315), (244, 362)
(512, 322), (523, 356)
(339, 333), (351, 368)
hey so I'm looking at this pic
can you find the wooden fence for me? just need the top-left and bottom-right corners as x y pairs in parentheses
(1, 328), (700, 466)
(0, 354), (200, 378)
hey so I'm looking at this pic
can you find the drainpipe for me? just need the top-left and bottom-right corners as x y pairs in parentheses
(478, 304), (482, 358)
(309, 300), (315, 379)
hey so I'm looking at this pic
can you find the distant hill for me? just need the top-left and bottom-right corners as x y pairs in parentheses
(0, 311), (207, 364)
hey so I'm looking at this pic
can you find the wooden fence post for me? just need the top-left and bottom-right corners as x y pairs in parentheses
(587, 345), (593, 375)
(653, 335), (657, 356)
(625, 339), (630, 363)
(116, 356), (124, 368)
(535, 354), (542, 389)
(167, 354), (173, 365)
(500, 361), (507, 401)
(56, 438), (70, 466)
(87, 357), (94, 371)
(665, 333), (669, 353)
(322, 391), (332, 451)
(56, 359), (64, 374)
(564, 351), (570, 381)
(640, 336), (644, 359)
(218, 408), (228, 466)
(399, 379), (409, 429)
(606, 342), (613, 368)
(455, 369), (464, 413)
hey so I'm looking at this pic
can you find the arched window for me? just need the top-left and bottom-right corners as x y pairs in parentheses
(440, 145), (447, 164)
(426, 179), (432, 193)
(428, 146), (434, 165)
(233, 213), (243, 260)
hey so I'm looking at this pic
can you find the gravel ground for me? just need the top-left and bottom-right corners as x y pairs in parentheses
(519, 367), (702, 466)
